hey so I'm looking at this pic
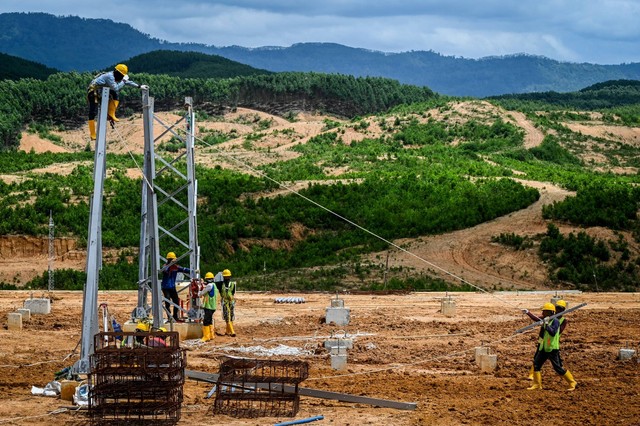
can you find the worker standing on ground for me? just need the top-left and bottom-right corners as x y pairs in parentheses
(198, 272), (218, 342)
(525, 302), (578, 391)
(86, 63), (146, 140)
(215, 269), (237, 337)
(161, 252), (193, 323)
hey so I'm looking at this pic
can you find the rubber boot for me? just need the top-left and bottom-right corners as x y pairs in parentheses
(88, 120), (96, 140)
(563, 370), (577, 391)
(208, 325), (215, 341)
(226, 321), (236, 337)
(107, 99), (120, 122)
(527, 365), (534, 380)
(200, 325), (211, 342)
(527, 371), (542, 390)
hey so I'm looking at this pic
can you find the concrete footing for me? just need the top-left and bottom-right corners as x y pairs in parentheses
(123, 320), (203, 340)
(16, 308), (31, 321)
(330, 353), (347, 370)
(7, 312), (22, 330)
(478, 354), (498, 372)
(326, 307), (350, 325)
(474, 346), (489, 364)
(618, 348), (636, 360)
(324, 338), (354, 351)
(24, 298), (51, 314)
(441, 297), (456, 317)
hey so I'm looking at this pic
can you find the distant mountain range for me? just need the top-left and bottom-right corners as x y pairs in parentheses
(2, 12), (640, 97)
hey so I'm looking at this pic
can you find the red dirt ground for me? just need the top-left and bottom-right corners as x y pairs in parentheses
(1, 290), (639, 425)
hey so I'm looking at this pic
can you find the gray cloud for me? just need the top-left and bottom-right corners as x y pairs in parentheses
(0, 0), (638, 64)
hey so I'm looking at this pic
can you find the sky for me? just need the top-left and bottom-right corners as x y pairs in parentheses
(1, 0), (639, 65)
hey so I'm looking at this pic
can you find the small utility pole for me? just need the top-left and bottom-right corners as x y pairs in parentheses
(48, 210), (55, 292)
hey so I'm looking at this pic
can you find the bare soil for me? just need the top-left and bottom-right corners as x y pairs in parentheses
(0, 290), (638, 425)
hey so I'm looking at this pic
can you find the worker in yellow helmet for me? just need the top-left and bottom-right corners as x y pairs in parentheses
(86, 63), (148, 140)
(197, 272), (218, 342)
(214, 269), (237, 337)
(160, 251), (193, 323)
(523, 302), (577, 391)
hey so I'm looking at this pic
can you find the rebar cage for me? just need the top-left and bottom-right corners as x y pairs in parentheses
(214, 358), (309, 418)
(88, 331), (186, 425)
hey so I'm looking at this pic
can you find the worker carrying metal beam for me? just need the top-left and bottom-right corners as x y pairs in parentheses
(86, 63), (147, 140)
(523, 302), (578, 391)
(215, 269), (237, 337)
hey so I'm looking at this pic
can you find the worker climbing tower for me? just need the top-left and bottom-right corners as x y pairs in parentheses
(133, 95), (201, 327)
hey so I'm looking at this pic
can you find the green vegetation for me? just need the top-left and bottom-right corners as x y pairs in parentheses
(118, 50), (271, 79)
(0, 52), (58, 80)
(0, 71), (436, 150)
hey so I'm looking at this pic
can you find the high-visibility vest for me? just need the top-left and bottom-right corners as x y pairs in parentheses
(221, 281), (236, 301)
(203, 283), (218, 310)
(539, 319), (561, 352)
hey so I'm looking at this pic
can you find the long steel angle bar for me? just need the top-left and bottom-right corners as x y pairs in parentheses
(516, 302), (587, 334)
(74, 87), (110, 375)
(158, 225), (190, 250)
(155, 153), (188, 179)
(153, 114), (185, 140)
(155, 183), (190, 209)
(185, 370), (417, 411)
(161, 217), (190, 236)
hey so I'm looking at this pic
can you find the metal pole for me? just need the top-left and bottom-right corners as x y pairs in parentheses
(516, 302), (587, 334)
(141, 88), (164, 329)
(74, 87), (110, 375)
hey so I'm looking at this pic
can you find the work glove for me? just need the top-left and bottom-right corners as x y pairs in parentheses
(123, 75), (130, 81)
(543, 317), (550, 325)
(140, 84), (149, 90)
(522, 309), (529, 314)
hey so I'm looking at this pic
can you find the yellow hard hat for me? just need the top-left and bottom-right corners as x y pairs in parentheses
(135, 322), (150, 332)
(158, 327), (167, 332)
(205, 272), (214, 279)
(166, 252), (177, 260)
(115, 63), (128, 75)
(541, 302), (556, 313)
(222, 269), (232, 277)
(555, 300), (567, 309)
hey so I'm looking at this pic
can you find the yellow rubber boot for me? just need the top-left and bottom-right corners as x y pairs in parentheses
(200, 325), (211, 342)
(226, 321), (236, 337)
(107, 99), (120, 122)
(208, 325), (215, 341)
(527, 365), (534, 380)
(563, 370), (577, 391)
(527, 371), (542, 390)
(88, 120), (96, 140)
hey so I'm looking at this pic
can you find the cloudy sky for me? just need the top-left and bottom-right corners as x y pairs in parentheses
(1, 0), (639, 64)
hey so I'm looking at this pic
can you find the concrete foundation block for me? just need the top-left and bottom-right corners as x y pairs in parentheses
(24, 298), (51, 315)
(16, 308), (31, 321)
(474, 346), (489, 364)
(330, 353), (347, 370)
(618, 348), (636, 360)
(7, 312), (23, 330)
(324, 338), (354, 351)
(478, 354), (498, 372)
(441, 299), (456, 317)
(325, 307), (350, 325)
(330, 299), (345, 308)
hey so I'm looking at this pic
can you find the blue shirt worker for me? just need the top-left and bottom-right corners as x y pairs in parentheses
(526, 302), (577, 391)
(197, 272), (218, 342)
(86, 63), (146, 140)
(214, 269), (237, 337)
(161, 252), (192, 323)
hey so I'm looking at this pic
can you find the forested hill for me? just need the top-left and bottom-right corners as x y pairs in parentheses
(2, 12), (640, 97)
(118, 51), (271, 79)
(0, 52), (58, 80)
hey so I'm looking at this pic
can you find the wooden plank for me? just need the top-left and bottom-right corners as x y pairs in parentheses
(186, 369), (417, 411)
